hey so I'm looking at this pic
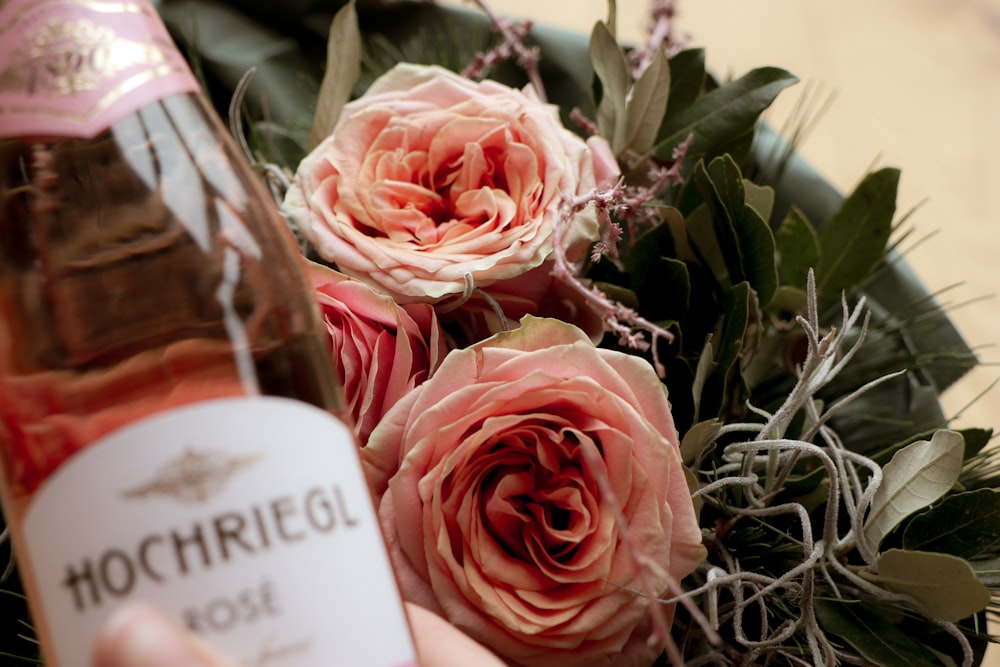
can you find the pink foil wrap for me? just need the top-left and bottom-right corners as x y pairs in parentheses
(0, 0), (200, 139)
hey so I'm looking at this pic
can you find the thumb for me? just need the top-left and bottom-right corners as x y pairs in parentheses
(92, 603), (236, 667)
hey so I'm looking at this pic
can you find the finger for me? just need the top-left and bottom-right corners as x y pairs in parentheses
(405, 603), (506, 667)
(91, 602), (236, 667)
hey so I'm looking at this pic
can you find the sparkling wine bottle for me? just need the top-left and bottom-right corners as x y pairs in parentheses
(0, 1), (417, 666)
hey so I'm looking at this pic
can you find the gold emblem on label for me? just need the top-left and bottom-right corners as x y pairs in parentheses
(0, 16), (168, 97)
(122, 449), (265, 504)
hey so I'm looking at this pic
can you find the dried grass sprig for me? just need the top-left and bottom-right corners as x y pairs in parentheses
(672, 271), (977, 665)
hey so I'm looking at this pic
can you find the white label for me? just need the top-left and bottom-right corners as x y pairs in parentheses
(21, 396), (417, 667)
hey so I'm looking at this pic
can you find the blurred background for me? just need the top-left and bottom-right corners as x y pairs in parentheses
(462, 0), (1000, 662)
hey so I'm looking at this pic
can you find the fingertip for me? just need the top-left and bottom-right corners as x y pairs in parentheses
(405, 603), (505, 667)
(91, 603), (223, 667)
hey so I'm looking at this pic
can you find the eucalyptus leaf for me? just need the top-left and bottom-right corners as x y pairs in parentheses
(691, 336), (714, 423)
(661, 206), (697, 261)
(308, 1), (361, 148)
(903, 488), (1000, 559)
(705, 154), (746, 214)
(701, 281), (751, 419)
(634, 256), (690, 322)
(684, 204), (730, 287)
(628, 220), (676, 273)
(604, 0), (617, 37)
(875, 549), (991, 622)
(960, 427), (995, 458)
(693, 159), (741, 287)
(863, 430), (965, 551)
(620, 210), (690, 321)
(767, 284), (808, 314)
(698, 156), (778, 305)
(872, 427), (992, 470)
(714, 281), (752, 379)
(814, 598), (942, 667)
(654, 66), (798, 163)
(742, 179), (774, 224)
(665, 48), (705, 119)
(732, 203), (778, 307)
(776, 206), (820, 289)
(815, 167), (899, 299)
(680, 419), (722, 466)
(712, 126), (755, 168)
(589, 21), (630, 153)
(623, 48), (670, 154)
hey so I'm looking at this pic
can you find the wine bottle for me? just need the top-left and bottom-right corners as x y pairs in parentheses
(0, 1), (417, 666)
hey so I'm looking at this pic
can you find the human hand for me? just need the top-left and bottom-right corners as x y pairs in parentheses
(91, 601), (506, 667)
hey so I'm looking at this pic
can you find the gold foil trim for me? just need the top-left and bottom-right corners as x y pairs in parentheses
(0, 16), (167, 95)
(0, 63), (185, 121)
(122, 449), (265, 504)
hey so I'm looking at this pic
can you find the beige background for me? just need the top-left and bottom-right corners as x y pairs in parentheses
(451, 0), (1000, 662)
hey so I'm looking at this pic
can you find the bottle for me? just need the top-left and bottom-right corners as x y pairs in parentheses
(0, 1), (418, 666)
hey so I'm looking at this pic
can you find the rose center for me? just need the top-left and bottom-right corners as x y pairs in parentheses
(477, 427), (598, 564)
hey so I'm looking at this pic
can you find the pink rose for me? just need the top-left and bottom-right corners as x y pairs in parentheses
(363, 317), (705, 667)
(285, 64), (618, 304)
(308, 261), (448, 446)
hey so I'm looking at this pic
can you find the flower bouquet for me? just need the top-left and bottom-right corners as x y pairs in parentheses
(2, 0), (997, 665)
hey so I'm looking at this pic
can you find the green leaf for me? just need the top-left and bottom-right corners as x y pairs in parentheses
(815, 167), (899, 298)
(700, 281), (751, 419)
(814, 598), (942, 667)
(742, 179), (774, 224)
(733, 203), (777, 307)
(872, 427), (995, 469)
(691, 336), (714, 423)
(959, 427), (995, 458)
(767, 284), (808, 314)
(692, 159), (741, 287)
(903, 489), (1000, 559)
(308, 1), (361, 148)
(696, 156), (778, 305)
(969, 556), (1000, 587)
(863, 430), (965, 551)
(589, 21), (630, 153)
(629, 217), (676, 271)
(664, 48), (705, 118)
(625, 217), (690, 320)
(654, 66), (798, 161)
(680, 419), (722, 466)
(876, 549), (991, 622)
(637, 256), (690, 322)
(776, 206), (821, 289)
(623, 48), (670, 154)
(705, 154), (746, 216)
(713, 282), (751, 381)
(685, 203), (730, 287)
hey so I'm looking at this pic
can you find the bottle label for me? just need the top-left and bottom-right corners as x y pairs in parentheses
(20, 396), (417, 667)
(0, 0), (200, 138)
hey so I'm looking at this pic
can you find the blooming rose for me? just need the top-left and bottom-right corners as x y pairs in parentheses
(284, 63), (618, 304)
(308, 261), (448, 446)
(363, 317), (705, 667)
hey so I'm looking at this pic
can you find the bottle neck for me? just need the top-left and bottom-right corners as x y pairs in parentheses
(0, 0), (200, 139)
